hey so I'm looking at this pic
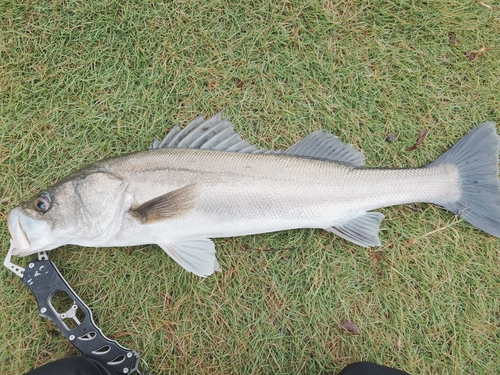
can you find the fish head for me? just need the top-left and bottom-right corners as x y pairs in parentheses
(8, 170), (128, 256)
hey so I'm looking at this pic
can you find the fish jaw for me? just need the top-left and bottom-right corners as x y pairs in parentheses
(7, 207), (56, 256)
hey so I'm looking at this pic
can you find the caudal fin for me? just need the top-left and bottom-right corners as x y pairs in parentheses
(428, 122), (500, 237)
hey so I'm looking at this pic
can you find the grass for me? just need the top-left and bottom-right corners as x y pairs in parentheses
(1, 0), (500, 374)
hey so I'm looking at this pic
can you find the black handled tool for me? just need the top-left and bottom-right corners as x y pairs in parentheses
(4, 242), (151, 375)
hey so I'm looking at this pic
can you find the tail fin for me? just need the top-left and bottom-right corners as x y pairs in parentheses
(427, 122), (500, 237)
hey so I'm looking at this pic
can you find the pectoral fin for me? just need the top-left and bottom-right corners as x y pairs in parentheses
(159, 239), (220, 277)
(131, 184), (199, 223)
(326, 212), (384, 247)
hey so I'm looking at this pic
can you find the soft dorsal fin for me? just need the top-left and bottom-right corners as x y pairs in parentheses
(285, 131), (364, 166)
(150, 111), (268, 153)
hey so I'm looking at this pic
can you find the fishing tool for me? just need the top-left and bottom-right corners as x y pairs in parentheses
(4, 241), (152, 375)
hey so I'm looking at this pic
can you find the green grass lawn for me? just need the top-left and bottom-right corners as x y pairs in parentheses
(1, 0), (500, 374)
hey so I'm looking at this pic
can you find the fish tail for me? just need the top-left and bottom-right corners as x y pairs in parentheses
(427, 121), (500, 237)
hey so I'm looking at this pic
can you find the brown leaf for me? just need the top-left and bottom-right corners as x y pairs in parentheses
(408, 238), (419, 245)
(370, 252), (384, 263)
(341, 320), (358, 334)
(465, 51), (476, 61)
(448, 32), (457, 45)
(406, 129), (429, 151)
(236, 79), (244, 89)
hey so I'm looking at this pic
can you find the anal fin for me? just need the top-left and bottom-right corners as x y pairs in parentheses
(326, 212), (384, 247)
(159, 238), (220, 277)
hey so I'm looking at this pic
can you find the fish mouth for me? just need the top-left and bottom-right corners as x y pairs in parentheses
(7, 207), (51, 256)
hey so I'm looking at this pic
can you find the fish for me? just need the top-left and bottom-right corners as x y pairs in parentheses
(7, 113), (500, 276)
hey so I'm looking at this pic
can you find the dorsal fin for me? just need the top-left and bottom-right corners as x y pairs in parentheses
(151, 113), (364, 166)
(285, 131), (364, 166)
(150, 112), (268, 153)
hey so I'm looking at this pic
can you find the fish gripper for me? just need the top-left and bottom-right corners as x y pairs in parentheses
(22, 258), (140, 374)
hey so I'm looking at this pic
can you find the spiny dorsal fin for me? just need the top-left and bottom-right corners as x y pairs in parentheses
(285, 131), (364, 167)
(150, 111), (268, 153)
(130, 184), (199, 223)
(326, 212), (384, 247)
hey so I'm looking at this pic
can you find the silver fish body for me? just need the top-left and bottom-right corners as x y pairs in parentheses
(7, 114), (500, 276)
(95, 149), (458, 244)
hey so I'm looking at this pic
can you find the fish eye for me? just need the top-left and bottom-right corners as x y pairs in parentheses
(34, 193), (51, 213)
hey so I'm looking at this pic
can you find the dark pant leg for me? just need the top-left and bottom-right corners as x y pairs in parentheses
(337, 361), (411, 375)
(23, 356), (112, 375)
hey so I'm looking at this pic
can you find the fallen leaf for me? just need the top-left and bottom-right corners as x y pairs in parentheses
(465, 51), (476, 61)
(448, 32), (457, 45)
(406, 129), (429, 151)
(236, 79), (244, 89)
(408, 238), (419, 245)
(370, 252), (384, 263)
(341, 321), (358, 334)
